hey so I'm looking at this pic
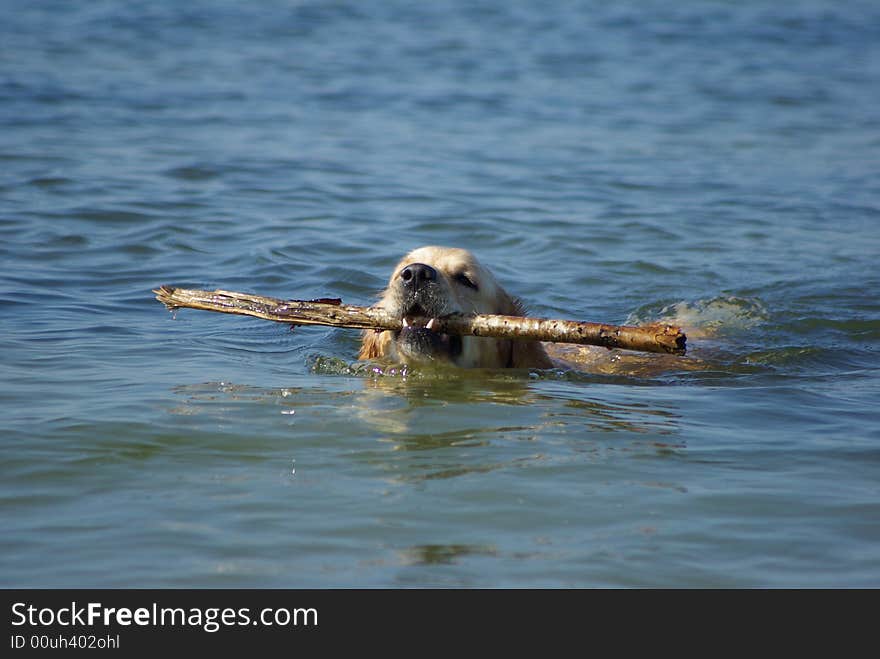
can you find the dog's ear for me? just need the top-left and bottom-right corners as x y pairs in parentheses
(358, 330), (391, 361)
(493, 290), (554, 369)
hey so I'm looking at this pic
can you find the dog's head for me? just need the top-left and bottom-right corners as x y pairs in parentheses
(359, 246), (551, 369)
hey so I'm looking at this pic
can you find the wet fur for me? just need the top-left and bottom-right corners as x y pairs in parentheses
(359, 246), (552, 369)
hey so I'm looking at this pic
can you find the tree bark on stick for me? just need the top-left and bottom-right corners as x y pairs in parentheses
(154, 285), (687, 355)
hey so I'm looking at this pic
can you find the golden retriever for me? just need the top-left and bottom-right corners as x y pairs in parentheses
(359, 246), (553, 369)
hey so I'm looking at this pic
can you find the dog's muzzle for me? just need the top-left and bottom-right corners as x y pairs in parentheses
(391, 263), (462, 363)
(396, 305), (463, 363)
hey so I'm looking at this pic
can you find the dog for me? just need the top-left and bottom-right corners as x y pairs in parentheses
(359, 246), (554, 369)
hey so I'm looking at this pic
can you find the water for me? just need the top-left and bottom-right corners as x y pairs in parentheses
(2, 0), (879, 587)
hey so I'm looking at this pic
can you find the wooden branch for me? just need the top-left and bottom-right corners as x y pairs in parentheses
(153, 286), (687, 355)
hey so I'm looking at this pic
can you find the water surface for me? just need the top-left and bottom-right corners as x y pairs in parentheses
(2, 0), (879, 587)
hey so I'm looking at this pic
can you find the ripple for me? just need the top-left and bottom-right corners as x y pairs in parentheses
(28, 176), (76, 188)
(779, 317), (880, 341)
(163, 164), (224, 181)
(68, 208), (158, 225)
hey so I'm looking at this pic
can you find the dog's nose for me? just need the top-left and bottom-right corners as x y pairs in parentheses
(399, 263), (437, 288)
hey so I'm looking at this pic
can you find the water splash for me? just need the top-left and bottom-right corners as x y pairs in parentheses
(627, 296), (769, 339)
(308, 355), (419, 378)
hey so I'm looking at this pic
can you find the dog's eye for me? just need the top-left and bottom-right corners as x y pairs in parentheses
(454, 272), (478, 290)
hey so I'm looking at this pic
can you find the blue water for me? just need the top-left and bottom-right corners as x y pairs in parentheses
(2, 0), (879, 587)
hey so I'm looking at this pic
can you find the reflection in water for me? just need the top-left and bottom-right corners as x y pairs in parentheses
(348, 368), (685, 484)
(541, 396), (681, 436)
(169, 368), (685, 488)
(355, 368), (682, 436)
(351, 369), (537, 439)
(349, 373), (543, 482)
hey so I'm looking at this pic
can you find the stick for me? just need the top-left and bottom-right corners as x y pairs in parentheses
(153, 286), (687, 355)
